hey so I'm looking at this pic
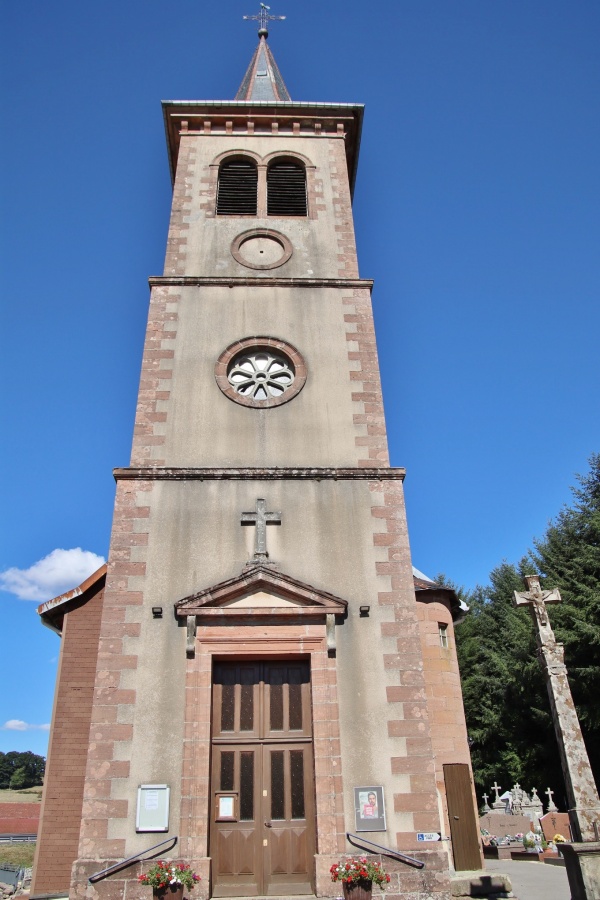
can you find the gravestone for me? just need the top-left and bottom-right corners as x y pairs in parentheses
(479, 812), (533, 835)
(511, 783), (529, 815)
(491, 781), (505, 810)
(540, 811), (573, 843)
(530, 787), (544, 812)
(546, 786), (558, 812)
(523, 786), (544, 829)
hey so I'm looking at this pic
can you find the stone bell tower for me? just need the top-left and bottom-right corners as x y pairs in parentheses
(33, 13), (482, 900)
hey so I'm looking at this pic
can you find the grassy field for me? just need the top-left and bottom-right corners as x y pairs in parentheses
(0, 788), (42, 804)
(0, 842), (36, 867)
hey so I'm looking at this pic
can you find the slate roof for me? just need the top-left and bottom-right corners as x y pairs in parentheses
(235, 36), (291, 102)
(412, 565), (467, 621)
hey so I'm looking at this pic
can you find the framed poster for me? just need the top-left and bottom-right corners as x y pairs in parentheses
(354, 786), (386, 832)
(136, 784), (170, 832)
(215, 792), (238, 822)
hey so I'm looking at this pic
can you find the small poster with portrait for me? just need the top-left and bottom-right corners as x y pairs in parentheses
(354, 786), (386, 832)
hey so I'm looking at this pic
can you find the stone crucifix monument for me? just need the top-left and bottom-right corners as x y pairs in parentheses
(514, 575), (600, 842)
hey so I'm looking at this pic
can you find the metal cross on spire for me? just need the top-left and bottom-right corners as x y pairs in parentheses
(243, 4), (286, 38)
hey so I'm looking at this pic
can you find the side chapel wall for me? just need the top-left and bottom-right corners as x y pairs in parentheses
(32, 580), (105, 894)
(416, 597), (483, 868)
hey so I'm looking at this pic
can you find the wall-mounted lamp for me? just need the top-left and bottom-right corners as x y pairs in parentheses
(359, 605), (370, 617)
(152, 607), (163, 619)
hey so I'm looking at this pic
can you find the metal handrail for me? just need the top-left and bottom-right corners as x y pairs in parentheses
(346, 833), (425, 870)
(88, 835), (178, 883)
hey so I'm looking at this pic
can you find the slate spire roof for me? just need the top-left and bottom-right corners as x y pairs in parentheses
(235, 34), (291, 102)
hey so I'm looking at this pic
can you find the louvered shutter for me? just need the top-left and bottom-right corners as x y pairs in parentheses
(216, 160), (258, 215)
(267, 162), (307, 216)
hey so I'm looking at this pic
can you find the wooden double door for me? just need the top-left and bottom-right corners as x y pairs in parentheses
(210, 661), (315, 897)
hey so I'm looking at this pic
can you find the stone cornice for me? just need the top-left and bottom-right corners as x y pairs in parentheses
(162, 101), (364, 193)
(113, 466), (405, 482)
(148, 276), (373, 290)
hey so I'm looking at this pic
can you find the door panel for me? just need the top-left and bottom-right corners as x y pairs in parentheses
(211, 745), (261, 895)
(443, 763), (482, 872)
(210, 662), (315, 897)
(263, 663), (311, 739)
(213, 662), (261, 739)
(263, 744), (314, 894)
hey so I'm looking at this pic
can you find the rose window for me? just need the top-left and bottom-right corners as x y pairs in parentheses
(215, 337), (307, 409)
(228, 350), (295, 401)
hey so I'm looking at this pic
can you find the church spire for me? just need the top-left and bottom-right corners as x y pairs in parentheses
(236, 5), (291, 101)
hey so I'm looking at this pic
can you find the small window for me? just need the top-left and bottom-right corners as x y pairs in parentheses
(439, 623), (449, 649)
(267, 161), (307, 216)
(217, 159), (258, 215)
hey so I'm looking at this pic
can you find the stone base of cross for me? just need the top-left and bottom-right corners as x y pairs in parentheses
(514, 575), (600, 843)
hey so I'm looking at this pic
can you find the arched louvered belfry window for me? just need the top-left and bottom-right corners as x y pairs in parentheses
(216, 158), (258, 215)
(267, 160), (307, 216)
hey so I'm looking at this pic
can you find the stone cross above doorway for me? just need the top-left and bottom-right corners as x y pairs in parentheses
(514, 574), (600, 842)
(241, 498), (282, 564)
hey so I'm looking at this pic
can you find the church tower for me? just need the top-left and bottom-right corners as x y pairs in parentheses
(33, 15), (482, 900)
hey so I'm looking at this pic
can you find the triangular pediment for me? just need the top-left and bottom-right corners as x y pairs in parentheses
(175, 565), (347, 618)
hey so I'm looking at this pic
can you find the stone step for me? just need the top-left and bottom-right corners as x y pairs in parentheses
(218, 896), (318, 900)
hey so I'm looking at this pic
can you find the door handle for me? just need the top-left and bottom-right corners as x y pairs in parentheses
(264, 821), (272, 828)
(453, 816), (459, 820)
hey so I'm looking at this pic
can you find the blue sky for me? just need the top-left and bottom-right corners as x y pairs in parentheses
(1, 0), (599, 757)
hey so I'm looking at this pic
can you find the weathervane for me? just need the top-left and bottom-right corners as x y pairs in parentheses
(243, 3), (286, 38)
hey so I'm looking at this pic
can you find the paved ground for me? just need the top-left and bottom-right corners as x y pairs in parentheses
(485, 858), (570, 900)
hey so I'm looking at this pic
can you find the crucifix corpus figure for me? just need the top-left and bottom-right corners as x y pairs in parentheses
(514, 574), (600, 842)
(241, 498), (281, 564)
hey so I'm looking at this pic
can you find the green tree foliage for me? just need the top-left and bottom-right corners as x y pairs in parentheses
(453, 454), (600, 808)
(0, 751), (45, 790)
(529, 452), (600, 782)
(9, 767), (28, 790)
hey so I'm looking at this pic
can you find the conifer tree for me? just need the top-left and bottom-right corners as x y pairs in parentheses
(453, 453), (600, 806)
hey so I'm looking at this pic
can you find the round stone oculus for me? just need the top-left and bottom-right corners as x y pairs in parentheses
(231, 229), (293, 270)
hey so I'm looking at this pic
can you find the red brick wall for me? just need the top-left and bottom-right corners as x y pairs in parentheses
(31, 580), (105, 894)
(0, 802), (39, 834)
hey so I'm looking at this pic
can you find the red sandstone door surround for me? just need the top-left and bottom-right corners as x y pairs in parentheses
(175, 566), (347, 897)
(210, 661), (315, 896)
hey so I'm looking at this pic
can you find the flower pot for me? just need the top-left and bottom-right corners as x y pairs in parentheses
(342, 880), (373, 900)
(153, 885), (184, 900)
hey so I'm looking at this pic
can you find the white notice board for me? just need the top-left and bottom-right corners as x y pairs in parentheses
(136, 784), (170, 832)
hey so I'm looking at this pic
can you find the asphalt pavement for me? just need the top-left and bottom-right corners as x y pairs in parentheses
(485, 858), (570, 900)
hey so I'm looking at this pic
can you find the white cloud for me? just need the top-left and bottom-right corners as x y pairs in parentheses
(0, 548), (105, 602)
(2, 720), (50, 732)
